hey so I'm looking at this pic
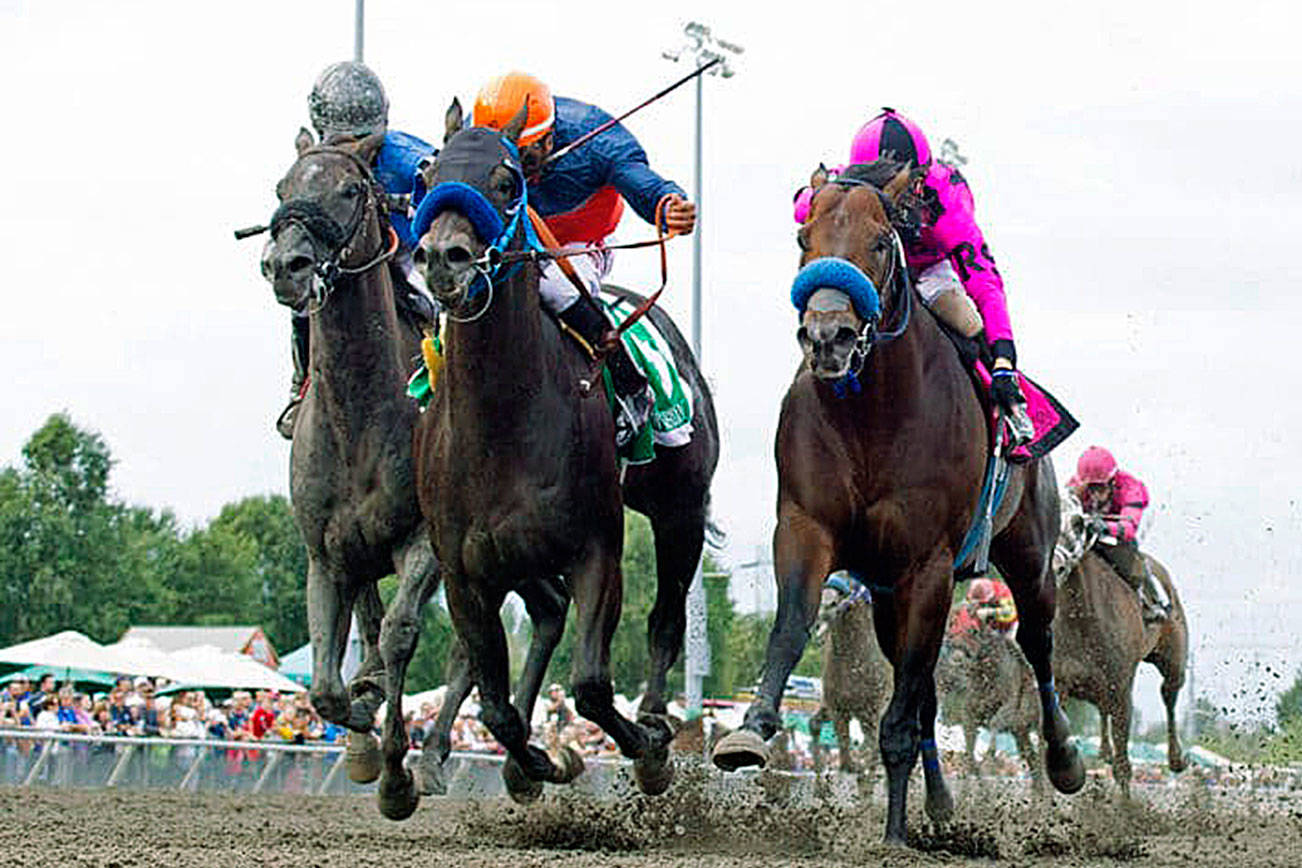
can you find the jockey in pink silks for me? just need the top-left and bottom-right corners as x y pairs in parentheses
(794, 107), (1033, 442)
(1067, 446), (1170, 623)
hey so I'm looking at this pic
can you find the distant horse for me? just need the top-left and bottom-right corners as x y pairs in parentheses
(398, 104), (719, 808)
(808, 578), (891, 774)
(1052, 494), (1188, 795)
(711, 161), (1082, 844)
(266, 130), (436, 784)
(936, 626), (1044, 791)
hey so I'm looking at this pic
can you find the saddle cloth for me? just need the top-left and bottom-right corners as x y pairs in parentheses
(972, 362), (1078, 463)
(600, 295), (694, 465)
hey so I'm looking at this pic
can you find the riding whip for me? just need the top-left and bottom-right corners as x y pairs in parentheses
(543, 56), (723, 166)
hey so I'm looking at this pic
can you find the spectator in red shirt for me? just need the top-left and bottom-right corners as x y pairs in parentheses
(249, 691), (278, 740)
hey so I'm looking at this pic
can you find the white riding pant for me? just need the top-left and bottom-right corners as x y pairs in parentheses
(538, 241), (614, 315)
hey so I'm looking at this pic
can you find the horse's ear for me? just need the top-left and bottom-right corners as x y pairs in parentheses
(444, 96), (463, 144)
(501, 97), (530, 146)
(810, 162), (829, 189)
(295, 127), (315, 156)
(882, 165), (912, 203)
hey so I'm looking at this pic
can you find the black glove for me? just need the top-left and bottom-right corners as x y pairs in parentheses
(990, 368), (1026, 411)
(1087, 516), (1109, 536)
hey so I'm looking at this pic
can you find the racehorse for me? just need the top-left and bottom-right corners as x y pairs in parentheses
(401, 103), (719, 807)
(266, 129), (436, 784)
(808, 578), (891, 774)
(1052, 495), (1188, 795)
(711, 161), (1083, 844)
(936, 625), (1044, 791)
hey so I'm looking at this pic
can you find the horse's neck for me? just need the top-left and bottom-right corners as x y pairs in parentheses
(443, 266), (550, 430)
(308, 268), (410, 410)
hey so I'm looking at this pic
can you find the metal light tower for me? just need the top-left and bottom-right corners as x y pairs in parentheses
(663, 22), (742, 720)
(354, 0), (365, 62)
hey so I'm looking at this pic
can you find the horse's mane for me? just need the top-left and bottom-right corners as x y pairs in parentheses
(840, 158), (908, 189)
(836, 159), (926, 245)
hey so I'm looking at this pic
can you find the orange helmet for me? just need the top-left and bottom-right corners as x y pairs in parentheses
(473, 72), (555, 146)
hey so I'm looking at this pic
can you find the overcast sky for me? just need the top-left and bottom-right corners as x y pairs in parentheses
(2, 0), (1298, 726)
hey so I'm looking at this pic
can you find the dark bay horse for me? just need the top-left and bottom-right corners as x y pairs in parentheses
(711, 162), (1083, 844)
(1052, 498), (1188, 794)
(398, 106), (718, 807)
(808, 578), (891, 774)
(267, 130), (437, 783)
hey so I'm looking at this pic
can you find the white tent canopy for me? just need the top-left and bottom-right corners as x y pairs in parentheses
(0, 630), (139, 674)
(166, 645), (305, 693)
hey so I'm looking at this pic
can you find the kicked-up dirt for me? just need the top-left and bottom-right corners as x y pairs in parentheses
(2, 760), (1299, 867)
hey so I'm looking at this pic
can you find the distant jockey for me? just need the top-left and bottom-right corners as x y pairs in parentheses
(471, 71), (697, 448)
(1067, 446), (1170, 623)
(793, 108), (1034, 444)
(274, 61), (440, 439)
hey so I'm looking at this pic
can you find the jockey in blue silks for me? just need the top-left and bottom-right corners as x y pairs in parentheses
(471, 71), (697, 448)
(274, 61), (440, 439)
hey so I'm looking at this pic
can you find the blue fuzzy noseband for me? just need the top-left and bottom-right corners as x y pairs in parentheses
(791, 257), (881, 321)
(409, 181), (506, 247)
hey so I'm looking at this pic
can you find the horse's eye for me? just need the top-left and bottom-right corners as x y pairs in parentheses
(340, 182), (363, 200)
(796, 231), (809, 251)
(494, 176), (517, 198)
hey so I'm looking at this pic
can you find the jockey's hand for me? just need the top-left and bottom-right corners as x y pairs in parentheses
(990, 367), (1026, 411)
(1087, 516), (1110, 537)
(660, 194), (697, 235)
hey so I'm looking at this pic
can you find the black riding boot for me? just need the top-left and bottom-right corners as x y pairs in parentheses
(557, 300), (654, 448)
(1098, 540), (1167, 623)
(277, 314), (310, 440)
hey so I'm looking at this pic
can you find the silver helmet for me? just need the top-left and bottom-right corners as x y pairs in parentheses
(308, 61), (389, 140)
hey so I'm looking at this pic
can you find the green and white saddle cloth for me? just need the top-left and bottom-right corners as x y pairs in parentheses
(600, 295), (693, 465)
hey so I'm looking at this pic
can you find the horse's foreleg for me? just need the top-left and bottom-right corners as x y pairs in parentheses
(749, 512), (831, 739)
(1109, 695), (1134, 798)
(376, 536), (441, 820)
(306, 557), (359, 728)
(1098, 706), (1114, 765)
(833, 713), (857, 773)
(1160, 665), (1187, 773)
(348, 581), (388, 727)
(513, 575), (570, 726)
(808, 708), (827, 772)
(876, 555), (950, 845)
(919, 672), (954, 824)
(418, 638), (472, 796)
(446, 576), (562, 798)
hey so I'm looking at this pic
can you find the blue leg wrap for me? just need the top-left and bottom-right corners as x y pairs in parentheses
(921, 737), (941, 772)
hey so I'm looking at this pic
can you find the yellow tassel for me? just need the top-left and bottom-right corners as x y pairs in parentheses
(422, 330), (444, 392)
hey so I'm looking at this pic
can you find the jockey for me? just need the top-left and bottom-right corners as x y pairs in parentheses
(794, 108), (1034, 443)
(1067, 446), (1170, 623)
(275, 60), (439, 439)
(471, 71), (697, 447)
(968, 578), (1018, 635)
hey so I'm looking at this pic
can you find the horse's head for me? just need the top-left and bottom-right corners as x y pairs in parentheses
(815, 572), (871, 640)
(411, 98), (531, 314)
(792, 161), (914, 380)
(268, 127), (388, 310)
(1052, 489), (1094, 580)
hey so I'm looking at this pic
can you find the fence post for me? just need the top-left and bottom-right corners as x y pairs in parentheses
(21, 741), (55, 787)
(252, 750), (283, 794)
(105, 743), (136, 788)
(178, 745), (208, 791)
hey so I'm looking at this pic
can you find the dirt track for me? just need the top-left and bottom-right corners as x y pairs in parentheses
(3, 762), (1300, 867)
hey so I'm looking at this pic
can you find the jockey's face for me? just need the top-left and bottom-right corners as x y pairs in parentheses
(1082, 482), (1112, 511)
(520, 132), (553, 184)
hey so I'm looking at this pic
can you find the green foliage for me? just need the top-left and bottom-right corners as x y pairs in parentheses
(1275, 669), (1302, 728)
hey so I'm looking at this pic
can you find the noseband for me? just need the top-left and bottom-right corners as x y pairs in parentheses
(271, 146), (398, 310)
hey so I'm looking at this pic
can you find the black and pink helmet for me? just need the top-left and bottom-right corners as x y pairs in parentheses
(849, 107), (932, 168)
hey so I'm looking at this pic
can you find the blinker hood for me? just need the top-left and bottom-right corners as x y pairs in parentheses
(410, 128), (525, 245)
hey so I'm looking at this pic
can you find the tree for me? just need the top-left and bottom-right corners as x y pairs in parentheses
(1275, 669), (1302, 729)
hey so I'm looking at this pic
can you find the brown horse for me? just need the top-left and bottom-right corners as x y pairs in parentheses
(266, 130), (435, 784)
(808, 577), (891, 774)
(401, 106), (719, 807)
(1052, 498), (1188, 794)
(937, 626), (1044, 790)
(711, 161), (1083, 844)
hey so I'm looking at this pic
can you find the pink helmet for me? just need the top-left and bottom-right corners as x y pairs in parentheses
(1076, 446), (1118, 485)
(968, 578), (996, 604)
(849, 107), (932, 167)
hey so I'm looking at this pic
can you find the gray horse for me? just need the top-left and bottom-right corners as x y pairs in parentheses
(267, 130), (437, 782)
(808, 577), (891, 775)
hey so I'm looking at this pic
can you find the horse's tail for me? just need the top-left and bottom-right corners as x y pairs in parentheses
(706, 515), (727, 550)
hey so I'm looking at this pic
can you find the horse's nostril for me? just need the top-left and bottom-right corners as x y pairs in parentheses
(287, 255), (313, 275)
(412, 245), (428, 266)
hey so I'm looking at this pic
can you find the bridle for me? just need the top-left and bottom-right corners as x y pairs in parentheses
(269, 145), (399, 311)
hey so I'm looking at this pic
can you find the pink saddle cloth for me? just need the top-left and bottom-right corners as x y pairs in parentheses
(974, 363), (1078, 463)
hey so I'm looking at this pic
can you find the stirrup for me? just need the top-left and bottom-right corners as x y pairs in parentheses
(613, 383), (654, 449)
(1006, 403), (1035, 446)
(276, 396), (302, 440)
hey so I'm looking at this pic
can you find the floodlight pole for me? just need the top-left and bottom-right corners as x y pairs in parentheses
(354, 0), (365, 62)
(662, 22), (742, 720)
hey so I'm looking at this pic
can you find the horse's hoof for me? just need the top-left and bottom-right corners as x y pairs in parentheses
(1169, 751), (1188, 774)
(551, 745), (586, 783)
(416, 753), (448, 796)
(925, 785), (955, 824)
(502, 755), (544, 804)
(711, 730), (770, 772)
(1046, 740), (1086, 795)
(377, 768), (420, 821)
(633, 748), (674, 796)
(345, 732), (383, 784)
